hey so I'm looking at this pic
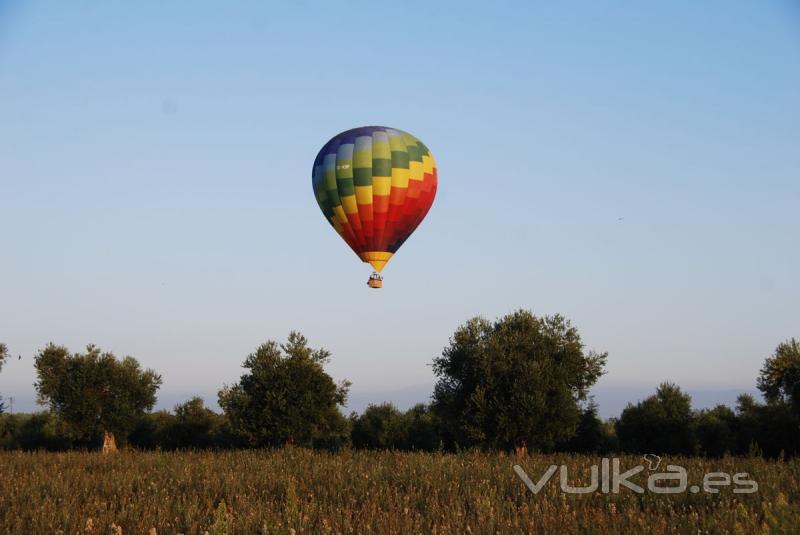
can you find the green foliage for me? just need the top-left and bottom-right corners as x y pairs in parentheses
(557, 400), (618, 453)
(614, 384), (798, 458)
(693, 404), (736, 457)
(432, 310), (606, 451)
(616, 382), (695, 454)
(218, 332), (350, 449)
(758, 338), (800, 413)
(33, 344), (162, 447)
(4, 328), (799, 459)
(350, 403), (406, 449)
(168, 397), (226, 449)
(128, 410), (174, 449)
(129, 397), (230, 450)
(0, 342), (7, 413)
(735, 394), (799, 458)
(0, 412), (73, 451)
(734, 338), (800, 458)
(402, 403), (442, 451)
(0, 342), (7, 372)
(350, 403), (441, 451)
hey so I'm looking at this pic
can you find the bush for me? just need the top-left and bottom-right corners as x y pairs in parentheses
(350, 404), (406, 450)
(129, 398), (232, 450)
(557, 401), (618, 453)
(693, 405), (736, 457)
(616, 383), (695, 455)
(350, 403), (442, 452)
(735, 394), (799, 458)
(0, 412), (73, 451)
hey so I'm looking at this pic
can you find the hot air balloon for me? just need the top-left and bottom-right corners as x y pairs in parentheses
(312, 126), (438, 288)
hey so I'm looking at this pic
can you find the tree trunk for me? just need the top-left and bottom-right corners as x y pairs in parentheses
(102, 430), (117, 454)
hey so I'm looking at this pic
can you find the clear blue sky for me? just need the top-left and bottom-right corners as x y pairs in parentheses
(1, 1), (798, 415)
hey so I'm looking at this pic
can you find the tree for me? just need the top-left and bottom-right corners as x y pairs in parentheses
(167, 397), (225, 449)
(128, 410), (174, 450)
(557, 400), (617, 454)
(758, 338), (800, 413)
(693, 405), (736, 457)
(431, 310), (607, 451)
(129, 397), (227, 450)
(34, 344), (162, 451)
(218, 332), (350, 449)
(616, 383), (696, 455)
(729, 339), (800, 458)
(350, 403), (406, 449)
(734, 393), (799, 458)
(0, 412), (72, 451)
(350, 403), (442, 451)
(0, 343), (7, 413)
(401, 403), (442, 451)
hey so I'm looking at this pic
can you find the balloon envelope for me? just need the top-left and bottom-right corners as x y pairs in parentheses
(312, 126), (437, 273)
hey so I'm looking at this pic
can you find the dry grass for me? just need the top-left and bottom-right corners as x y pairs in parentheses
(0, 449), (798, 534)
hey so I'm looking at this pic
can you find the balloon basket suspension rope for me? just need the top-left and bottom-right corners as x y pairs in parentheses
(367, 272), (383, 289)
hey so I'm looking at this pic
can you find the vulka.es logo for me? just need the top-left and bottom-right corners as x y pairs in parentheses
(514, 458), (758, 495)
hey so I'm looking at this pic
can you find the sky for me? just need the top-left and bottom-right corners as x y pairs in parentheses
(1, 1), (798, 417)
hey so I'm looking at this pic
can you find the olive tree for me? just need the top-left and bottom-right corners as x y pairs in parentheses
(34, 344), (161, 451)
(432, 310), (606, 452)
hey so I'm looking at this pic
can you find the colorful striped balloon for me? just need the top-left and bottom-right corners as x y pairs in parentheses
(312, 126), (438, 275)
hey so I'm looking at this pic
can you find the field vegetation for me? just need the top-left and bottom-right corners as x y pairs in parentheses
(1, 448), (798, 534)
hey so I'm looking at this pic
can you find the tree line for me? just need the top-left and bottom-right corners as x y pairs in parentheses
(0, 311), (798, 457)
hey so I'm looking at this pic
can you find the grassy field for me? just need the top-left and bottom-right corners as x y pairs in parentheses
(1, 449), (798, 534)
